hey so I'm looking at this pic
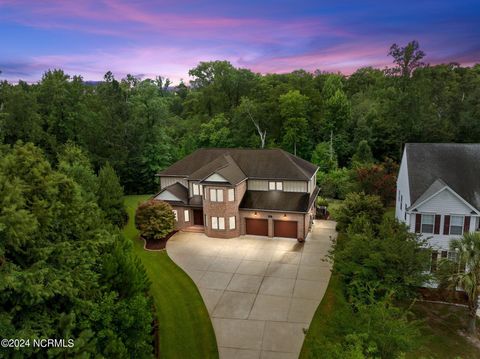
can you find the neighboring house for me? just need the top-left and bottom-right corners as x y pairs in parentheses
(396, 143), (480, 271)
(154, 148), (319, 240)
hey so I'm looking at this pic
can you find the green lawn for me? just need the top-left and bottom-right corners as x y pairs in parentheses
(407, 302), (480, 359)
(123, 195), (218, 359)
(299, 270), (480, 359)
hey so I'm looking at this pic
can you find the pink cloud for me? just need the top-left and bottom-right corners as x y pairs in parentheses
(0, 0), (348, 45)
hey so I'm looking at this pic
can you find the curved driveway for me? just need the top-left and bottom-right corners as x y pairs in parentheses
(166, 220), (336, 359)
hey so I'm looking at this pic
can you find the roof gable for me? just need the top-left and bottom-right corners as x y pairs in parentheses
(154, 182), (188, 204)
(405, 143), (480, 211)
(410, 181), (479, 215)
(154, 190), (182, 202)
(204, 173), (229, 183)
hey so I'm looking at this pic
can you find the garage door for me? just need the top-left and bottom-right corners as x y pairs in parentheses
(245, 218), (269, 236)
(274, 220), (298, 239)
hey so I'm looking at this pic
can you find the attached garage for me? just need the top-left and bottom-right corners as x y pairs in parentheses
(274, 220), (298, 239)
(245, 218), (269, 236)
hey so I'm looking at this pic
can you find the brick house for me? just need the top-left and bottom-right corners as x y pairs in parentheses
(154, 148), (319, 240)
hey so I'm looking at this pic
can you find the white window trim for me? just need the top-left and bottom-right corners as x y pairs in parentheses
(193, 183), (199, 196)
(450, 215), (464, 235)
(184, 210), (190, 222)
(211, 216), (218, 229)
(228, 188), (235, 201)
(218, 217), (225, 230)
(210, 188), (217, 202)
(229, 216), (236, 230)
(210, 188), (224, 202)
(269, 181), (283, 191)
(173, 210), (178, 221)
(211, 216), (225, 230)
(421, 213), (434, 234)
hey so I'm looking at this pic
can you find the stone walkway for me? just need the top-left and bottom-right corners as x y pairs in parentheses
(166, 220), (336, 359)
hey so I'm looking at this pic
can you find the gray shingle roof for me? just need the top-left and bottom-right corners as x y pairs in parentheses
(406, 143), (480, 211)
(158, 148), (318, 181)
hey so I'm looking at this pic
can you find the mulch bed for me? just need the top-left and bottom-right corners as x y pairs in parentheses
(142, 230), (178, 250)
(417, 287), (469, 305)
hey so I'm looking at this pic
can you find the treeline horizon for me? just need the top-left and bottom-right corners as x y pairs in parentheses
(1, 41), (479, 195)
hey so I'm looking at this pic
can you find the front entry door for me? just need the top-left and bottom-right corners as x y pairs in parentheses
(193, 209), (204, 225)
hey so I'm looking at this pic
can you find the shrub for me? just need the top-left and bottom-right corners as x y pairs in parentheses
(335, 192), (384, 232)
(135, 199), (175, 240)
(309, 296), (422, 359)
(354, 159), (398, 206)
(334, 217), (430, 302)
(318, 168), (357, 199)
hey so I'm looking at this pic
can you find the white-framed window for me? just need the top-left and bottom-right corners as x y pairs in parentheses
(450, 215), (464, 235)
(193, 183), (200, 196)
(184, 210), (190, 222)
(173, 210), (178, 221)
(229, 216), (236, 229)
(268, 181), (283, 191)
(421, 214), (434, 233)
(447, 251), (458, 262)
(211, 217), (225, 230)
(210, 188), (224, 202)
(228, 188), (235, 201)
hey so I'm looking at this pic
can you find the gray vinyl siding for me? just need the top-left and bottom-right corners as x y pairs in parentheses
(160, 176), (188, 190)
(248, 179), (308, 193)
(283, 181), (307, 193)
(307, 174), (316, 194)
(247, 180), (269, 191)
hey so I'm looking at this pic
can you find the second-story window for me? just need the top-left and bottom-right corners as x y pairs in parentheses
(210, 188), (224, 202)
(228, 188), (235, 201)
(421, 214), (434, 233)
(268, 181), (283, 191)
(193, 183), (201, 196)
(450, 215), (464, 235)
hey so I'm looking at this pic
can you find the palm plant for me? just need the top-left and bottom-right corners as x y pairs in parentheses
(440, 232), (480, 335)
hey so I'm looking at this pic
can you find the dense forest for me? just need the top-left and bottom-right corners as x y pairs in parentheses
(0, 41), (479, 357)
(1, 41), (479, 196)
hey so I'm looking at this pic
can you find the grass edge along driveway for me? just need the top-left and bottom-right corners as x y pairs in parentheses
(123, 195), (218, 359)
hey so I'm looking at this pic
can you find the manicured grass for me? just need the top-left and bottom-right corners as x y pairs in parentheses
(406, 302), (480, 359)
(123, 195), (218, 359)
(300, 273), (480, 359)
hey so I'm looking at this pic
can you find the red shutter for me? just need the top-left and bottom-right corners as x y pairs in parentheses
(415, 214), (421, 233)
(434, 215), (441, 234)
(464, 216), (471, 233)
(443, 215), (450, 235)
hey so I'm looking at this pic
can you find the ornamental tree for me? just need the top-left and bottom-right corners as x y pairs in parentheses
(135, 199), (175, 240)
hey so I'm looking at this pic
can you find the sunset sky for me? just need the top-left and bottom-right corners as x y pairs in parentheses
(1, 0), (479, 83)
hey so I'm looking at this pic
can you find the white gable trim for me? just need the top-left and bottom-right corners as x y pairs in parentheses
(154, 190), (181, 202)
(409, 185), (480, 215)
(204, 173), (229, 182)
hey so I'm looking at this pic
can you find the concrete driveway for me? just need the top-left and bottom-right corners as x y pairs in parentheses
(166, 220), (336, 359)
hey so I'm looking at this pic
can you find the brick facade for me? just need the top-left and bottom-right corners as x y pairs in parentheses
(203, 181), (247, 238)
